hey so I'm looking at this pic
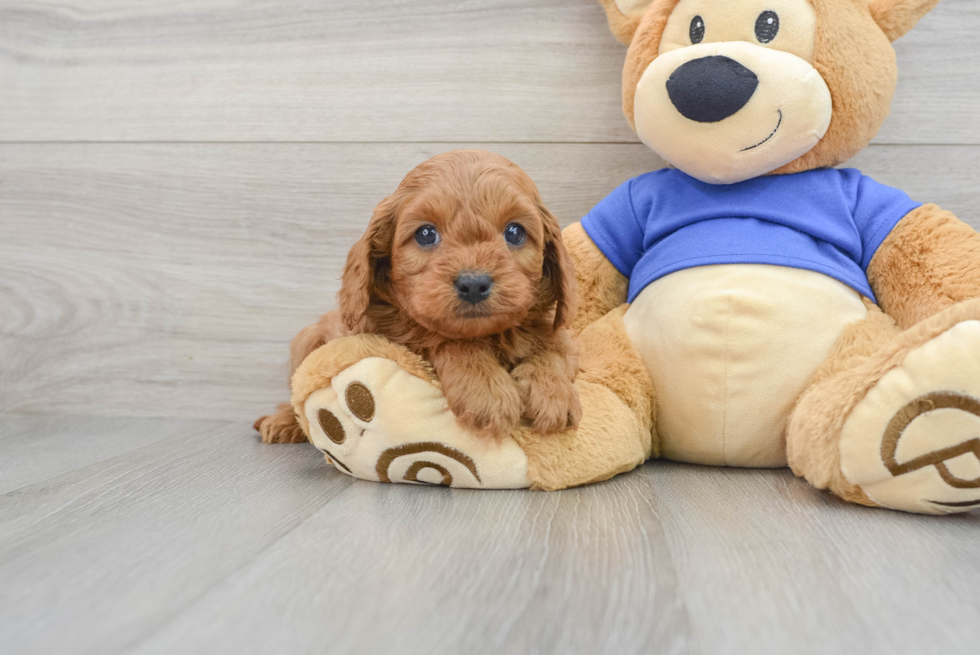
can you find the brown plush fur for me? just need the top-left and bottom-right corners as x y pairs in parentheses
(786, 300), (898, 505)
(575, 305), (658, 440)
(868, 204), (980, 331)
(563, 222), (629, 337)
(257, 150), (581, 443)
(777, 0), (897, 175)
(869, 0), (942, 41)
(597, 0), (647, 45)
(618, 0), (682, 134)
(787, 298), (980, 506)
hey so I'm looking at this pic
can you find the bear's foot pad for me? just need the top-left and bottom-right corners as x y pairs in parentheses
(302, 356), (530, 489)
(841, 320), (980, 514)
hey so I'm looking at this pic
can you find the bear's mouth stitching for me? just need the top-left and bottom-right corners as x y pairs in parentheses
(740, 109), (783, 152)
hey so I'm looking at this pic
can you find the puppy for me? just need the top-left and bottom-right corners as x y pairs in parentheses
(256, 150), (581, 443)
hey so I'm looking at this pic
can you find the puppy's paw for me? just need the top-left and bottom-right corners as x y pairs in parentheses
(512, 362), (582, 435)
(254, 403), (308, 444)
(447, 375), (523, 440)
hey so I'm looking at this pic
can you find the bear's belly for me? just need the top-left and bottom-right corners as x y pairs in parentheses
(623, 264), (868, 467)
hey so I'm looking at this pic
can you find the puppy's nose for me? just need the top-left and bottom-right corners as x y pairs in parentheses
(666, 56), (758, 123)
(455, 272), (493, 305)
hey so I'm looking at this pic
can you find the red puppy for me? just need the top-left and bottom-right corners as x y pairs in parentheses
(256, 150), (581, 443)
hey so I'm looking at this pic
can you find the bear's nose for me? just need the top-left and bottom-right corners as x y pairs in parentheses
(666, 56), (759, 123)
(455, 272), (493, 305)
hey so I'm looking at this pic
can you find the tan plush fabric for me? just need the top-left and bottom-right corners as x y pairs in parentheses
(785, 299), (898, 505)
(302, 356), (531, 489)
(787, 298), (980, 510)
(868, 204), (980, 330)
(563, 222), (629, 337)
(869, 0), (942, 41)
(839, 320), (980, 514)
(620, 0), (683, 130)
(288, 316), (655, 491)
(610, 0), (913, 177)
(293, 337), (530, 489)
(636, 0), (831, 183)
(658, 0), (818, 62)
(773, 0), (899, 175)
(291, 334), (437, 435)
(634, 39), (832, 184)
(598, 0), (655, 44)
(625, 265), (867, 467)
(614, 0), (655, 17)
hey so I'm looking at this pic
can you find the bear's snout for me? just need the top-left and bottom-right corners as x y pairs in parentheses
(666, 56), (759, 123)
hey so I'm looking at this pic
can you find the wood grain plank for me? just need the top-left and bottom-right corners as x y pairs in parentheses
(0, 0), (975, 144)
(0, 416), (350, 655)
(0, 142), (664, 421)
(0, 413), (216, 494)
(123, 461), (980, 655)
(2, 143), (978, 421)
(0, 419), (976, 655)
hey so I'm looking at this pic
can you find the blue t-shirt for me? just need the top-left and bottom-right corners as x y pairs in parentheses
(580, 168), (921, 303)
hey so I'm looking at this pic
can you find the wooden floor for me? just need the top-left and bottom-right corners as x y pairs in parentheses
(2, 414), (979, 655)
(2, 1), (980, 653)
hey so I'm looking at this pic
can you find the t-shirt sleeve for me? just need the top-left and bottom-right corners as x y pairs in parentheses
(580, 178), (647, 278)
(844, 170), (922, 270)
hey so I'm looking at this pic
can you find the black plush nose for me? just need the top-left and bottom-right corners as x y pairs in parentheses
(455, 273), (493, 305)
(666, 56), (759, 123)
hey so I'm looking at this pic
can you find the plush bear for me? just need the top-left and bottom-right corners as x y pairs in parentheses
(287, 0), (980, 514)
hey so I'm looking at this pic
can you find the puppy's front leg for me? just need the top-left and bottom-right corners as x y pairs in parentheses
(431, 342), (522, 440)
(511, 330), (582, 434)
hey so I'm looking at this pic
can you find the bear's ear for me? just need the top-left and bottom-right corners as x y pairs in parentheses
(598, 0), (655, 45)
(868, 0), (941, 41)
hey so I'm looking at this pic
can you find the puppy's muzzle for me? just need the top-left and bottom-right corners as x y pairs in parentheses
(455, 272), (493, 305)
(666, 56), (759, 123)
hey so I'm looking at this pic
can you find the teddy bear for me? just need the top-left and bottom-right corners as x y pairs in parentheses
(285, 0), (980, 515)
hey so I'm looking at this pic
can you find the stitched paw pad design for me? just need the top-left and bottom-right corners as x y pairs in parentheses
(877, 391), (980, 510)
(302, 357), (530, 489)
(841, 320), (980, 514)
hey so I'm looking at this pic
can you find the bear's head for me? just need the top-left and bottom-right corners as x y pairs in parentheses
(599, 0), (940, 184)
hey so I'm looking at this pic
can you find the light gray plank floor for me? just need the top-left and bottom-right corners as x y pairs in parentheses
(3, 143), (978, 422)
(0, 0), (976, 144)
(1, 414), (977, 655)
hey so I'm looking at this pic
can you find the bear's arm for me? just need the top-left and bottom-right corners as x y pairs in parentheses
(562, 222), (629, 336)
(867, 203), (980, 330)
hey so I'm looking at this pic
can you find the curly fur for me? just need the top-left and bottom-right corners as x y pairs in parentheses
(256, 150), (581, 443)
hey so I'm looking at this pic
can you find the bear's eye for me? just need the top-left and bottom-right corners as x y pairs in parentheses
(689, 15), (705, 44)
(414, 225), (440, 247)
(504, 223), (526, 246)
(755, 10), (779, 44)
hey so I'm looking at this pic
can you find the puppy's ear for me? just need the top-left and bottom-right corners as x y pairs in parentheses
(337, 196), (399, 330)
(538, 202), (577, 331)
(868, 0), (941, 41)
(599, 0), (655, 45)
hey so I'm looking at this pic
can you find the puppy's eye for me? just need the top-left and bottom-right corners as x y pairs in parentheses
(504, 223), (526, 246)
(755, 11), (779, 44)
(690, 15), (705, 44)
(414, 225), (440, 247)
